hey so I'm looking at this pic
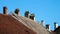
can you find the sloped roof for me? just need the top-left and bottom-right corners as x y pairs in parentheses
(0, 14), (36, 34)
(11, 13), (52, 34)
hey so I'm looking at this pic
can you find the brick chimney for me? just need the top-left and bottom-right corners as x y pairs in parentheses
(14, 8), (20, 15)
(29, 14), (35, 20)
(25, 11), (30, 18)
(3, 6), (7, 15)
(41, 20), (44, 26)
(54, 22), (58, 30)
(46, 24), (50, 31)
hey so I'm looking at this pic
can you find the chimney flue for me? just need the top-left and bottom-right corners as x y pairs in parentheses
(46, 24), (50, 31)
(14, 8), (20, 15)
(29, 14), (35, 20)
(3, 6), (7, 15)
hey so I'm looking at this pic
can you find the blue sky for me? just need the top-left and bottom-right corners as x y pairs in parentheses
(0, 0), (60, 30)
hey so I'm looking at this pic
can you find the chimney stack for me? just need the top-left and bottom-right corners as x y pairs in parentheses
(14, 8), (20, 15)
(3, 6), (7, 15)
(29, 14), (35, 20)
(54, 22), (58, 30)
(25, 11), (30, 18)
(41, 20), (44, 26)
(46, 24), (50, 31)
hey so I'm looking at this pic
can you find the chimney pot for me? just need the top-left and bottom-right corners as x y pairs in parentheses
(25, 11), (30, 18)
(29, 14), (35, 20)
(46, 24), (50, 31)
(3, 6), (7, 15)
(14, 8), (20, 15)
(41, 20), (44, 26)
(54, 22), (58, 30)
